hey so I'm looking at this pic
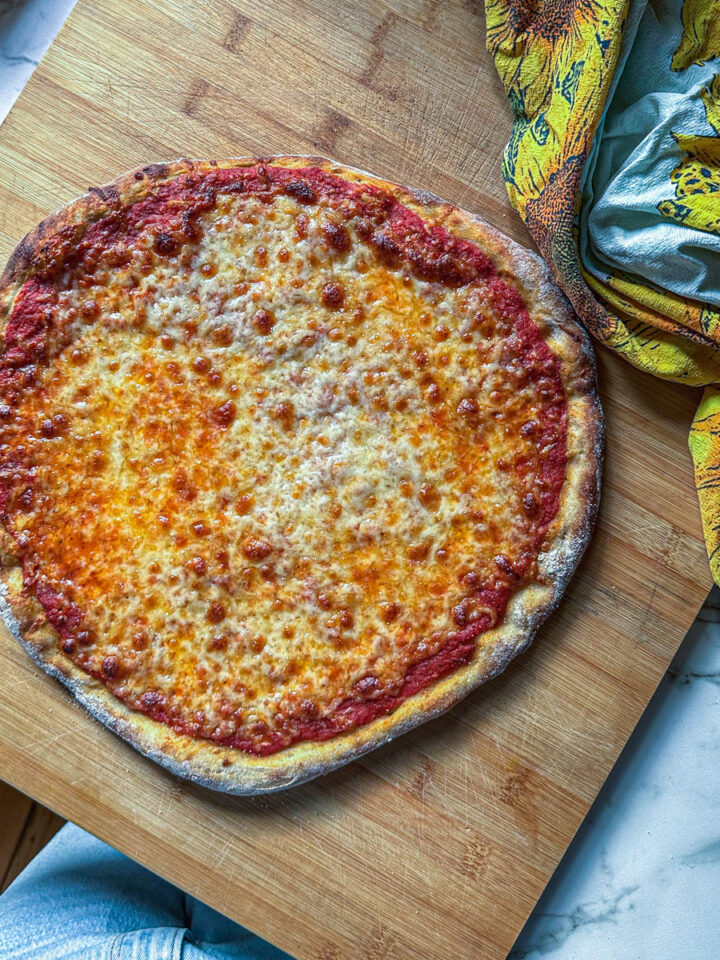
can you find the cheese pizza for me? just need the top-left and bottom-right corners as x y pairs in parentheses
(0, 157), (602, 793)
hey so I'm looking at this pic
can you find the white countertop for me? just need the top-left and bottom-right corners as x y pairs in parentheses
(1, 1), (718, 957)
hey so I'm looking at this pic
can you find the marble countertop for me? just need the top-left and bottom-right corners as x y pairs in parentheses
(1, 1), (718, 957)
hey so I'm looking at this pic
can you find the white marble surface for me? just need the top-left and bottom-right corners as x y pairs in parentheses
(0, 2), (719, 957)
(511, 591), (720, 958)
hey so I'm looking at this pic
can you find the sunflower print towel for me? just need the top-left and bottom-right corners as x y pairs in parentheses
(487, 0), (720, 583)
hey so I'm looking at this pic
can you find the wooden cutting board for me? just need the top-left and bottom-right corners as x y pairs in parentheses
(0, 2), (711, 958)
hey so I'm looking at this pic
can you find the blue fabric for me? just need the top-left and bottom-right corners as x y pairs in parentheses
(579, 0), (720, 308)
(0, 824), (289, 960)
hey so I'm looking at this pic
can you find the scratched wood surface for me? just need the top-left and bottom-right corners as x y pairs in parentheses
(0, 1), (712, 958)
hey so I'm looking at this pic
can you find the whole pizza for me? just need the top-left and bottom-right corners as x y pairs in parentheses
(0, 157), (602, 793)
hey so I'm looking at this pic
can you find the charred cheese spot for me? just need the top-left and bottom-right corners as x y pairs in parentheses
(322, 221), (351, 253)
(252, 309), (275, 334)
(321, 282), (345, 310)
(0, 166), (566, 756)
(211, 400), (236, 429)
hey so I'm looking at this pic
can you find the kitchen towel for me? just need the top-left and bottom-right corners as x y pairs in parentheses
(487, 0), (720, 581)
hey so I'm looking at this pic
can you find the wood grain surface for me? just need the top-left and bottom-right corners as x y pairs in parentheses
(0, 2), (712, 958)
(0, 782), (64, 892)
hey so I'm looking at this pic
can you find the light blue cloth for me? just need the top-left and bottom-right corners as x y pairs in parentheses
(0, 824), (289, 960)
(580, 0), (720, 309)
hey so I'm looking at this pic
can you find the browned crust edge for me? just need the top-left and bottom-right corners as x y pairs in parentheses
(0, 156), (603, 795)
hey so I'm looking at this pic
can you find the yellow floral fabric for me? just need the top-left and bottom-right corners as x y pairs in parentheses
(672, 0), (720, 71)
(486, 0), (720, 582)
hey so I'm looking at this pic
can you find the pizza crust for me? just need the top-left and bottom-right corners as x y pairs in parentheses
(0, 156), (603, 794)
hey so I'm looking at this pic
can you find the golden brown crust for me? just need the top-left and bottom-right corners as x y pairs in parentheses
(0, 156), (603, 794)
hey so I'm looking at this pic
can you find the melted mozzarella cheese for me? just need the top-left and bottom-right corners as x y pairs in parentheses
(1, 186), (557, 750)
